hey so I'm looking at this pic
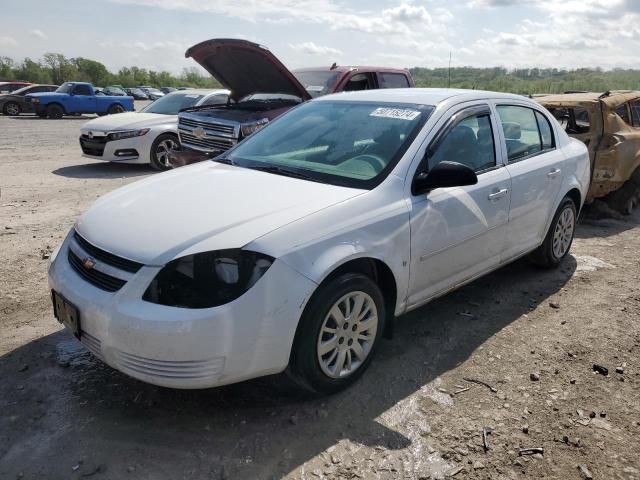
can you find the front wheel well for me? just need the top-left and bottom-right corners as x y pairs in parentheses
(322, 257), (398, 338)
(46, 102), (66, 113)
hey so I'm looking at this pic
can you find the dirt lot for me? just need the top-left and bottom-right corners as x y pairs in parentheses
(1, 110), (639, 480)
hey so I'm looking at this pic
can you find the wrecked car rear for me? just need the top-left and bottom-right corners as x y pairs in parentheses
(537, 91), (640, 212)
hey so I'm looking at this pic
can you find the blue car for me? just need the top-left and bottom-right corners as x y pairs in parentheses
(26, 82), (134, 119)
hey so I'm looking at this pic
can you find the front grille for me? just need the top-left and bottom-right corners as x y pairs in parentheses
(68, 249), (127, 292)
(179, 117), (235, 136)
(74, 232), (143, 273)
(179, 131), (235, 153)
(79, 135), (108, 157)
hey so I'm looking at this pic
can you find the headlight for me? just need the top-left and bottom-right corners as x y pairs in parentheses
(30, 98), (39, 103)
(108, 128), (150, 141)
(143, 249), (274, 308)
(240, 118), (269, 138)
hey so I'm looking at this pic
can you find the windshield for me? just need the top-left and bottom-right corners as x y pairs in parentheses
(293, 71), (340, 98)
(146, 88), (163, 94)
(225, 101), (433, 189)
(140, 93), (205, 115)
(56, 83), (74, 94)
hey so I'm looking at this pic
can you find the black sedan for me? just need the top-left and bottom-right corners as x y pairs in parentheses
(125, 88), (149, 100)
(0, 84), (58, 115)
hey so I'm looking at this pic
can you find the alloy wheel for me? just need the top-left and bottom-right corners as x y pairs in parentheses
(552, 206), (575, 259)
(5, 103), (20, 116)
(156, 138), (178, 168)
(317, 291), (378, 379)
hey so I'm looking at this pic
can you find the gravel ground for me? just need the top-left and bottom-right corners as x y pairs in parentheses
(0, 110), (639, 480)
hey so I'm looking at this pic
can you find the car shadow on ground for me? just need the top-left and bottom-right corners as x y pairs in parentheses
(0, 256), (577, 479)
(52, 162), (153, 179)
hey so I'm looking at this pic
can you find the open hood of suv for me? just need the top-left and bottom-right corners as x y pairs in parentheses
(186, 38), (311, 103)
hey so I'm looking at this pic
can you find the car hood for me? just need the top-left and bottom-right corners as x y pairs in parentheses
(186, 38), (311, 103)
(27, 92), (66, 99)
(75, 161), (363, 265)
(0, 94), (21, 102)
(81, 112), (174, 132)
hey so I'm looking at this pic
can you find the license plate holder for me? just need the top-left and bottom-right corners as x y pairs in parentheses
(52, 290), (81, 339)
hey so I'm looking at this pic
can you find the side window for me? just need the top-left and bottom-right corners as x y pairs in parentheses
(379, 73), (410, 89)
(73, 85), (92, 96)
(342, 73), (375, 92)
(535, 111), (555, 150)
(547, 106), (591, 135)
(201, 94), (228, 106)
(496, 105), (548, 162)
(631, 101), (640, 127)
(428, 113), (496, 173)
(616, 103), (631, 125)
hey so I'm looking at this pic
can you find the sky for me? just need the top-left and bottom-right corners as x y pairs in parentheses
(1, 0), (640, 74)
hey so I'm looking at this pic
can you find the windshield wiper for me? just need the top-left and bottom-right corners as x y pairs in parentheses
(246, 165), (319, 182)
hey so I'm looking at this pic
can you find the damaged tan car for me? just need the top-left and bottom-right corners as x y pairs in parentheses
(537, 91), (640, 214)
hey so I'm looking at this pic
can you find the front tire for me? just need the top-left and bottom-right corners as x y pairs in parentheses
(150, 133), (179, 171)
(3, 101), (21, 116)
(529, 196), (577, 268)
(46, 104), (64, 119)
(287, 273), (386, 395)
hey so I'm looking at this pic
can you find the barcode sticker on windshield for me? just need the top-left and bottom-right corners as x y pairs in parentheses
(370, 108), (421, 121)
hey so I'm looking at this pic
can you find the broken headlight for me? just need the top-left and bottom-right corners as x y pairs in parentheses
(240, 118), (269, 138)
(143, 249), (274, 309)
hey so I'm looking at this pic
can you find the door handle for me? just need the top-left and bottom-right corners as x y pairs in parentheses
(547, 168), (561, 179)
(488, 188), (509, 201)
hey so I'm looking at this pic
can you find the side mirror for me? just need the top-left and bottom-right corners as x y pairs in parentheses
(412, 161), (478, 195)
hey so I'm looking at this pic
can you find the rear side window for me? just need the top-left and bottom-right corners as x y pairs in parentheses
(547, 106), (591, 134)
(497, 105), (554, 162)
(343, 73), (375, 92)
(616, 103), (631, 125)
(379, 73), (410, 89)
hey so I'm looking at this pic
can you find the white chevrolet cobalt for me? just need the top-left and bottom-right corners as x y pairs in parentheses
(50, 89), (589, 394)
(79, 89), (229, 170)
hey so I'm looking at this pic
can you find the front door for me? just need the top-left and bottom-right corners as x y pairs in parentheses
(407, 104), (511, 307)
(71, 84), (96, 113)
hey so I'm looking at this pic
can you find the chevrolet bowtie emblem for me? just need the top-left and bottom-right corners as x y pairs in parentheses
(82, 257), (96, 269)
(193, 126), (206, 139)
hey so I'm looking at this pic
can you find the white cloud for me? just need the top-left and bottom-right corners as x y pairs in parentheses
(289, 42), (342, 56)
(0, 36), (17, 46)
(30, 29), (46, 39)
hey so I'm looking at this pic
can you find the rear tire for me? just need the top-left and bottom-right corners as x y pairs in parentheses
(150, 133), (179, 171)
(3, 101), (21, 116)
(287, 273), (386, 395)
(46, 104), (64, 119)
(107, 104), (125, 115)
(529, 196), (577, 268)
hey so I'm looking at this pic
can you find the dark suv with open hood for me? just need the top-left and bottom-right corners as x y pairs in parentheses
(171, 39), (414, 166)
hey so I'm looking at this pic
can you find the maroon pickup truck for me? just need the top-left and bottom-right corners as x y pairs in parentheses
(171, 38), (415, 167)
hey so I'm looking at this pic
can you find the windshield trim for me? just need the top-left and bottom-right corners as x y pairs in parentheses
(220, 101), (433, 190)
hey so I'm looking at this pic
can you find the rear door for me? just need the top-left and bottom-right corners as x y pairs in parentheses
(407, 103), (512, 307)
(496, 104), (565, 260)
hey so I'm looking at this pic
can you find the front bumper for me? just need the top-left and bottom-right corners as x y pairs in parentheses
(48, 231), (316, 388)
(79, 133), (152, 164)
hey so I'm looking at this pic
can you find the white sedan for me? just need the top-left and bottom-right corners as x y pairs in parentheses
(49, 88), (590, 393)
(79, 89), (230, 170)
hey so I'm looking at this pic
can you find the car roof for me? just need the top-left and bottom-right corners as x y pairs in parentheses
(315, 88), (535, 106)
(538, 90), (640, 105)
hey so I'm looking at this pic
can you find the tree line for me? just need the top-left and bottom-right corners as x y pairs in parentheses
(409, 66), (640, 94)
(0, 53), (221, 88)
(2, 53), (640, 94)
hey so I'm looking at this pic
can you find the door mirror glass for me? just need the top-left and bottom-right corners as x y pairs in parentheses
(412, 161), (478, 195)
